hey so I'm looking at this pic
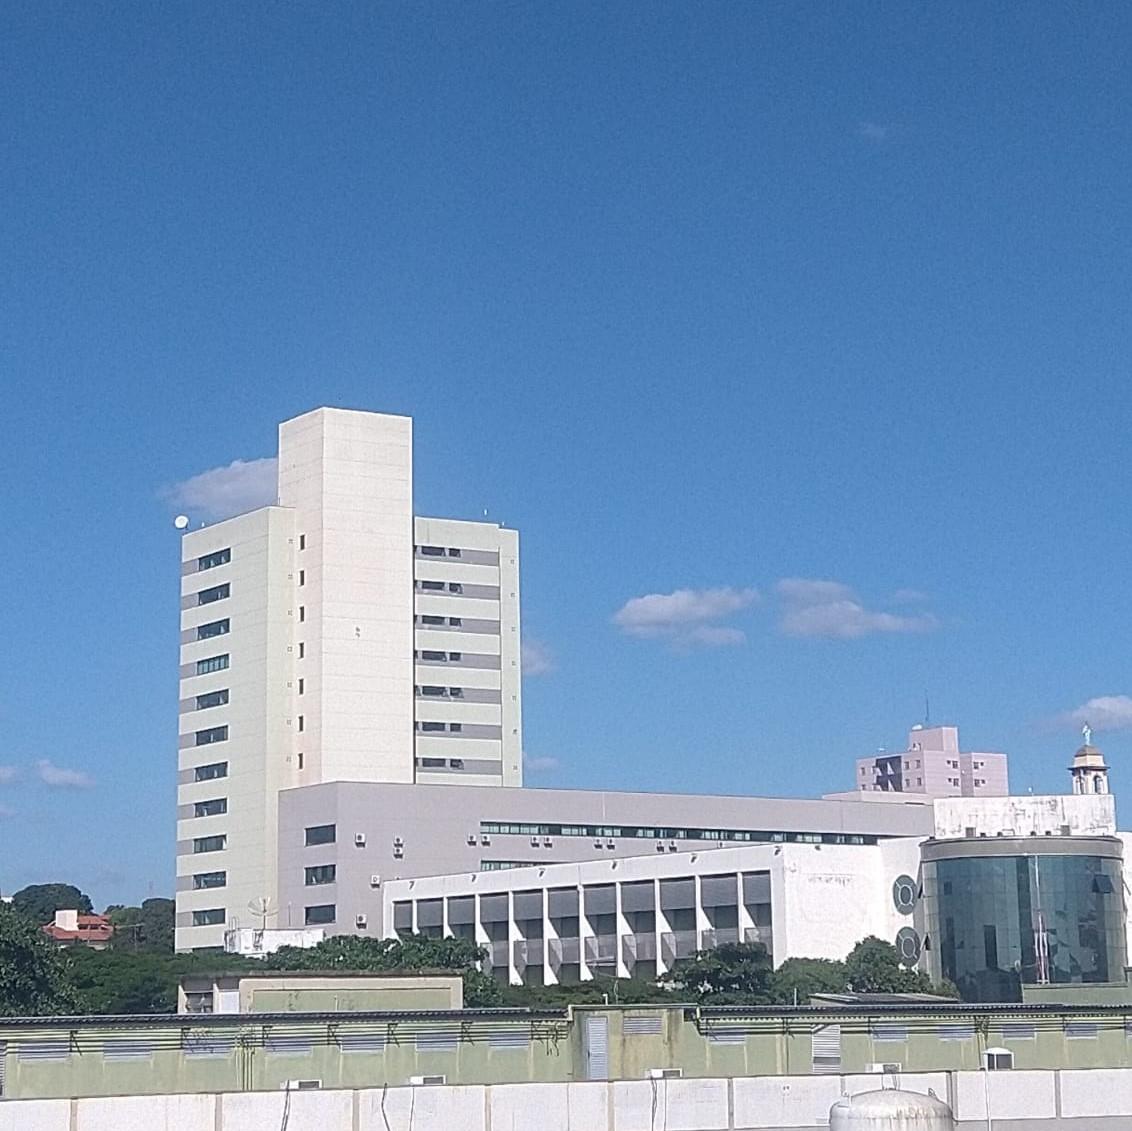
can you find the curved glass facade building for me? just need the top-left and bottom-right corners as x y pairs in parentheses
(921, 836), (1126, 1003)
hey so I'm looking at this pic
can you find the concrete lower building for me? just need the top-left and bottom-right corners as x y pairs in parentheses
(272, 780), (936, 942)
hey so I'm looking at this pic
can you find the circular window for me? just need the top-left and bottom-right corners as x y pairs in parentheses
(892, 874), (917, 914)
(896, 927), (921, 966)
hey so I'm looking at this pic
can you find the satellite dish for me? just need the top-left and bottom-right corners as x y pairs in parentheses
(174, 515), (190, 530)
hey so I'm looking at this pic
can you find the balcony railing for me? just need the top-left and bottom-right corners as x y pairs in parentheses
(700, 928), (739, 949)
(622, 933), (658, 963)
(584, 935), (618, 964)
(660, 930), (699, 964)
(548, 937), (581, 966)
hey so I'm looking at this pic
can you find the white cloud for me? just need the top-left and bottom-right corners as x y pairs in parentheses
(775, 578), (938, 639)
(522, 637), (555, 677)
(613, 587), (758, 648)
(1062, 695), (1132, 733)
(163, 457), (278, 522)
(523, 752), (559, 773)
(0, 766), (17, 784)
(36, 760), (94, 789)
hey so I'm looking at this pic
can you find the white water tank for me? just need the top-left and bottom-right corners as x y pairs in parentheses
(830, 1089), (954, 1131)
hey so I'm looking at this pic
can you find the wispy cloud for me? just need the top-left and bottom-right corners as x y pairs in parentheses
(523, 752), (560, 773)
(613, 586), (759, 648)
(522, 637), (555, 677)
(0, 766), (17, 784)
(162, 457), (278, 522)
(858, 120), (890, 142)
(1059, 695), (1132, 733)
(776, 579), (938, 639)
(36, 760), (94, 789)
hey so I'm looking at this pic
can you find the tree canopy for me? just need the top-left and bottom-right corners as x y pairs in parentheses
(105, 898), (175, 953)
(844, 936), (935, 994)
(11, 883), (93, 924)
(660, 941), (775, 1005)
(0, 906), (85, 1015)
(771, 957), (849, 1004)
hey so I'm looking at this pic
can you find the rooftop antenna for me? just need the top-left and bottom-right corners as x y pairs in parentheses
(924, 690), (931, 726)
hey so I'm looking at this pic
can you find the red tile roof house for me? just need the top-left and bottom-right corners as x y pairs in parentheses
(42, 909), (114, 949)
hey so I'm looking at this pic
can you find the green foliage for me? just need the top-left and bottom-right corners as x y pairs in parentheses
(105, 898), (175, 953)
(11, 883), (93, 924)
(0, 906), (85, 1015)
(660, 941), (775, 1005)
(843, 936), (935, 994)
(501, 975), (674, 1008)
(262, 933), (504, 1007)
(770, 957), (848, 1004)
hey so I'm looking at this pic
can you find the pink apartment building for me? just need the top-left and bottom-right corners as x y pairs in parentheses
(855, 724), (1009, 797)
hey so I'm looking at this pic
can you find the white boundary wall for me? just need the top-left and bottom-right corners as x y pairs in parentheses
(7, 1069), (1132, 1131)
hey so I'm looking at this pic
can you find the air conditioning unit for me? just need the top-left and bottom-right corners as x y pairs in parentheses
(280, 1080), (322, 1091)
(355, 913), (368, 928)
(393, 836), (404, 847)
(866, 1062), (902, 1074)
(481, 834), (491, 845)
(467, 834), (477, 845)
(647, 1068), (682, 1079)
(606, 840), (615, 849)
(354, 832), (366, 847)
(369, 874), (381, 887)
(530, 836), (539, 847)
(393, 849), (404, 858)
(543, 837), (553, 847)
(409, 1074), (447, 1086)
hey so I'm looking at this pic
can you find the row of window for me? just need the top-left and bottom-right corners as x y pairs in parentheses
(416, 650), (465, 662)
(193, 871), (226, 889)
(306, 904), (335, 924)
(416, 721), (466, 733)
(196, 689), (229, 710)
(193, 798), (227, 818)
(198, 547), (231, 571)
(305, 864), (336, 886)
(193, 908), (225, 926)
(417, 545), (464, 558)
(305, 823), (336, 846)
(416, 614), (464, 628)
(198, 618), (229, 640)
(416, 685), (467, 698)
(478, 821), (878, 846)
(417, 757), (467, 770)
(197, 583), (229, 606)
(416, 580), (465, 594)
(195, 726), (228, 746)
(12, 1027), (534, 1062)
(193, 835), (226, 854)
(194, 761), (227, 782)
(196, 654), (229, 675)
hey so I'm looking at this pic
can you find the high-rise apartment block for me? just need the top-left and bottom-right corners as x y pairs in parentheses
(854, 724), (1009, 798)
(176, 408), (521, 950)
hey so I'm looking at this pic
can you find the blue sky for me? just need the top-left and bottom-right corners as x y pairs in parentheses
(3, 2), (1132, 906)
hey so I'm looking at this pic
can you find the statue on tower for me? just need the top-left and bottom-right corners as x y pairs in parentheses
(1082, 721), (1093, 747)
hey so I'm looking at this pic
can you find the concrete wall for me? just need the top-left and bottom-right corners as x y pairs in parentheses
(932, 795), (1116, 839)
(8, 1070), (1132, 1131)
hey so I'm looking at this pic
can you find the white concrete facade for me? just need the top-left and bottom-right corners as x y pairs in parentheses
(175, 408), (523, 951)
(381, 839), (923, 985)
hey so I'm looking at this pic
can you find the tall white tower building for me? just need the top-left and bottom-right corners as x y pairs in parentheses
(175, 408), (522, 950)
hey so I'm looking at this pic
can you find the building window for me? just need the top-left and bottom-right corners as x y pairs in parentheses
(305, 865), (337, 886)
(298, 606), (305, 622)
(448, 548), (461, 557)
(192, 908), (225, 926)
(299, 534), (306, 550)
(305, 824), (336, 846)
(305, 904), (335, 925)
(196, 654), (229, 675)
(418, 721), (446, 732)
(298, 570), (305, 586)
(198, 548), (231, 571)
(449, 651), (461, 661)
(197, 619), (230, 641)
(196, 689), (229, 710)
(297, 752), (304, 770)
(298, 678), (304, 695)
(421, 615), (445, 626)
(192, 836), (227, 854)
(448, 582), (463, 594)
(194, 798), (227, 818)
(193, 872), (226, 890)
(449, 722), (462, 733)
(297, 715), (304, 732)
(420, 686), (446, 697)
(419, 580), (445, 591)
(195, 726), (228, 746)
(1066, 1022), (1099, 1040)
(419, 650), (446, 661)
(197, 583), (230, 606)
(419, 757), (446, 768)
(298, 642), (305, 659)
(420, 545), (444, 557)
(449, 616), (462, 627)
(194, 761), (228, 782)
(449, 687), (463, 698)
(449, 758), (464, 770)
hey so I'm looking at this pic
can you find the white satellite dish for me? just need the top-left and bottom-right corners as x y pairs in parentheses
(174, 515), (190, 530)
